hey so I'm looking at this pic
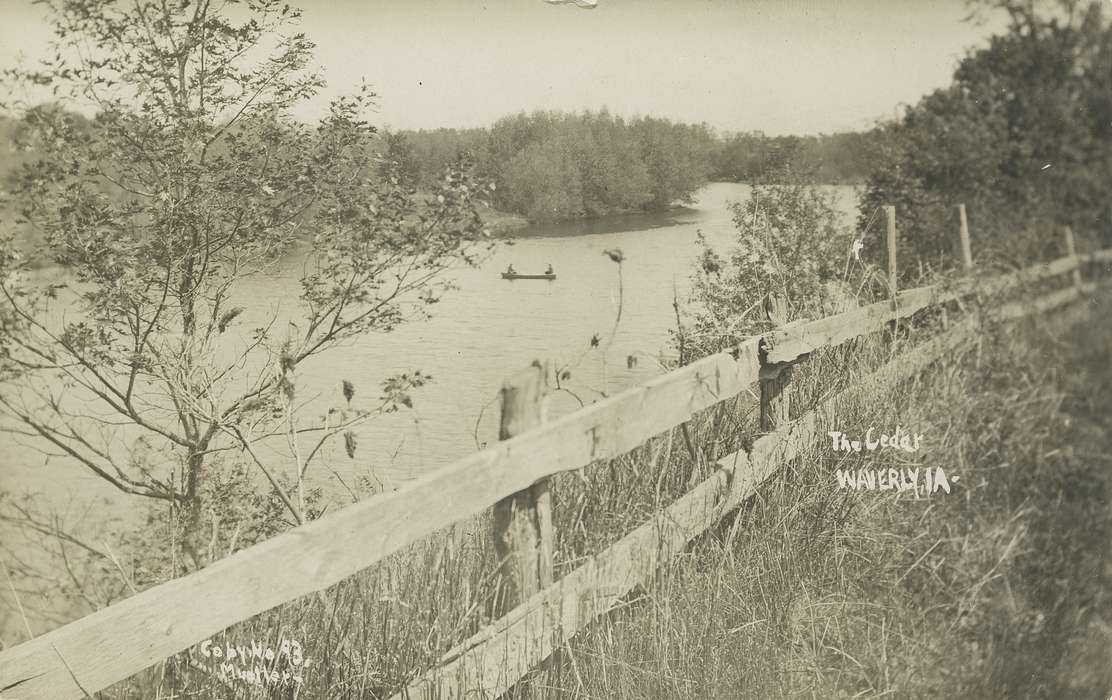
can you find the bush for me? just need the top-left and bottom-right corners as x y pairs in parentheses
(682, 182), (861, 358)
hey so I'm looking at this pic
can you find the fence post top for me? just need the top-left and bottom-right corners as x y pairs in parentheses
(502, 361), (550, 392)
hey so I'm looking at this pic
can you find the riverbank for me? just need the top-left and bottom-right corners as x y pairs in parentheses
(483, 201), (700, 239)
(476, 201), (529, 237)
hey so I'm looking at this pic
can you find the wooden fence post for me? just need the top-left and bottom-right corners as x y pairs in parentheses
(958, 204), (973, 270)
(760, 297), (793, 432)
(885, 205), (898, 307)
(1063, 225), (1082, 290)
(492, 362), (554, 618)
(759, 367), (791, 432)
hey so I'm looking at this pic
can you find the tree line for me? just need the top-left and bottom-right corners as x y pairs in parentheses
(386, 115), (881, 223)
(859, 0), (1112, 274)
(387, 111), (718, 222)
(3, 108), (880, 234)
(686, 0), (1112, 351)
(712, 131), (878, 185)
(0, 0), (490, 596)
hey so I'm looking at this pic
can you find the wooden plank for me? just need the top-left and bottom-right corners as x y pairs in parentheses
(393, 416), (816, 700)
(997, 283), (1092, 320)
(492, 363), (553, 616)
(1022, 254), (1080, 282)
(395, 468), (733, 700)
(763, 285), (939, 364)
(972, 254), (1080, 299)
(393, 278), (1101, 700)
(862, 317), (977, 390)
(933, 254), (1078, 305)
(2, 250), (1105, 699)
(0, 340), (763, 700)
(886, 205), (898, 305)
(393, 301), (982, 700)
(764, 253), (1085, 365)
(1089, 249), (1112, 265)
(1063, 226), (1082, 289)
(735, 282), (1087, 479)
(959, 204), (973, 269)
(862, 283), (1088, 390)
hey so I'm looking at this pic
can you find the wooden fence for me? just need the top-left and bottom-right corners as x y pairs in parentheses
(1, 219), (1110, 700)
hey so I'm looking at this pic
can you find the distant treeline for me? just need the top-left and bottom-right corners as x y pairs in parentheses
(2, 108), (878, 230)
(859, 0), (1112, 271)
(712, 131), (879, 185)
(388, 112), (880, 222)
(0, 114), (42, 251)
(388, 111), (717, 222)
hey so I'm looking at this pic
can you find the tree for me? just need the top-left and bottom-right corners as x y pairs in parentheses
(0, 0), (488, 567)
(399, 110), (717, 222)
(632, 117), (716, 208)
(502, 136), (584, 221)
(683, 182), (857, 359)
(377, 129), (420, 189)
(859, 0), (1112, 274)
(711, 131), (879, 185)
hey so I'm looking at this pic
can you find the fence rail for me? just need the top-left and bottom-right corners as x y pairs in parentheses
(391, 276), (1099, 699)
(1, 225), (1108, 699)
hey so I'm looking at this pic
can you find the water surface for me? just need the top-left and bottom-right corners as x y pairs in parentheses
(0, 183), (859, 512)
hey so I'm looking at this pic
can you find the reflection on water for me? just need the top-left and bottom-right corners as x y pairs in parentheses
(503, 207), (695, 239)
(0, 183), (859, 513)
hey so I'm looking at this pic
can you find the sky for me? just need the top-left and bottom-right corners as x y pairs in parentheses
(0, 0), (1005, 135)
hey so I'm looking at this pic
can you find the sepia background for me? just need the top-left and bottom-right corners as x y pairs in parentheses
(0, 1), (1109, 698)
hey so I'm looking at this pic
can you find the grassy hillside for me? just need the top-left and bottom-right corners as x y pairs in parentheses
(77, 279), (1111, 699)
(559, 289), (1112, 698)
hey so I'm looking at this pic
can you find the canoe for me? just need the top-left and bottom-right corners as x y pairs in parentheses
(501, 272), (556, 280)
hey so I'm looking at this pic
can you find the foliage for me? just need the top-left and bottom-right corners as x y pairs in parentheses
(713, 130), (881, 185)
(74, 272), (1112, 699)
(395, 117), (883, 225)
(396, 110), (717, 222)
(376, 129), (421, 189)
(683, 183), (859, 359)
(399, 125), (490, 193)
(859, 0), (1112, 275)
(0, 0), (488, 567)
(556, 293), (1112, 699)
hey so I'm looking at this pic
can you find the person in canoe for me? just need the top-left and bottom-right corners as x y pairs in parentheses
(506, 264), (516, 275)
(545, 263), (554, 275)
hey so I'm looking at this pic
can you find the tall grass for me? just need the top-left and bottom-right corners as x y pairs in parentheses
(95, 284), (1111, 699)
(529, 296), (1111, 699)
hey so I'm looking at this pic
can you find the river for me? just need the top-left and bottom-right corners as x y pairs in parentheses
(0, 182), (860, 516)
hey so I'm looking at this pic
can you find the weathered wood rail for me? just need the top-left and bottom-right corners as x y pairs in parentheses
(1, 216), (1109, 699)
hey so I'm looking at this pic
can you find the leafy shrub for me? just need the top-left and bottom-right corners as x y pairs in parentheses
(682, 183), (859, 359)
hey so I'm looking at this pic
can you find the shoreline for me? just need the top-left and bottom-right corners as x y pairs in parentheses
(486, 202), (699, 240)
(485, 180), (864, 239)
